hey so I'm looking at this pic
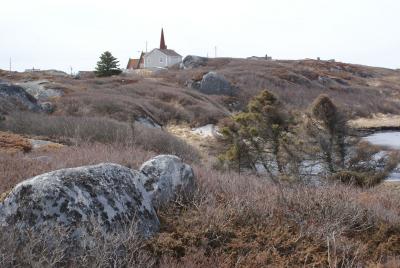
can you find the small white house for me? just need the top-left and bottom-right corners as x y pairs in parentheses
(143, 28), (182, 69)
(143, 48), (182, 69)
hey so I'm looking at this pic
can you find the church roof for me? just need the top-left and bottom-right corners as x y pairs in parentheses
(160, 28), (167, 50)
(159, 49), (181, 57)
(144, 48), (182, 58)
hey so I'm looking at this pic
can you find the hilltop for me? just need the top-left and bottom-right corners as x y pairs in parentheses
(1, 58), (400, 128)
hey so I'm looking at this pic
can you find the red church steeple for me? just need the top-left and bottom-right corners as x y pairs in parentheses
(160, 28), (167, 50)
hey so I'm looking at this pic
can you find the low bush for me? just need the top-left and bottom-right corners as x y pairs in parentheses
(0, 112), (199, 162)
(0, 160), (400, 267)
(0, 131), (32, 153)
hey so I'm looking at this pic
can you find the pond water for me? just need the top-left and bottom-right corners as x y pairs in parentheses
(363, 132), (400, 150)
(363, 131), (400, 182)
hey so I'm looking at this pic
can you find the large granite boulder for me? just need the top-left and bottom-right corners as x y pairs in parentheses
(0, 83), (41, 113)
(195, 72), (235, 95)
(181, 55), (208, 69)
(0, 163), (159, 237)
(140, 155), (195, 209)
(17, 80), (62, 102)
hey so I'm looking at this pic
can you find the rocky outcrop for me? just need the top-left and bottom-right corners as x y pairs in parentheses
(181, 55), (208, 69)
(0, 156), (197, 238)
(17, 80), (62, 102)
(0, 163), (160, 237)
(189, 72), (236, 95)
(140, 155), (195, 209)
(191, 124), (221, 138)
(0, 83), (41, 114)
(135, 116), (162, 129)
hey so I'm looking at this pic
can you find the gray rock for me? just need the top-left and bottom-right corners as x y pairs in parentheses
(17, 80), (62, 102)
(0, 83), (41, 113)
(198, 72), (235, 95)
(29, 139), (63, 150)
(140, 155), (195, 209)
(185, 79), (201, 90)
(135, 116), (162, 129)
(0, 163), (159, 237)
(39, 102), (55, 113)
(181, 55), (208, 69)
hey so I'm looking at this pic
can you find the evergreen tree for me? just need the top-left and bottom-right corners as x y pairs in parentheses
(219, 90), (294, 175)
(95, 51), (122, 77)
(305, 94), (347, 172)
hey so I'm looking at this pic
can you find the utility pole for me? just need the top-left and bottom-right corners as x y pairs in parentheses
(146, 41), (148, 53)
(70, 66), (73, 76)
(9, 57), (11, 72)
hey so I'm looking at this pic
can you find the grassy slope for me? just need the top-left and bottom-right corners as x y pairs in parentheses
(1, 61), (400, 266)
(163, 58), (400, 119)
(2, 59), (400, 128)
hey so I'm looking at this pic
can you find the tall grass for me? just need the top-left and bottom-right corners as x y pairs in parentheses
(0, 112), (199, 162)
(0, 158), (399, 267)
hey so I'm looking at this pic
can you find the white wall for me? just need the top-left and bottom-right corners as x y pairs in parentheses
(144, 49), (182, 69)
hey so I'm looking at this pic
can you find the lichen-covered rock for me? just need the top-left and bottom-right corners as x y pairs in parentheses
(0, 163), (159, 237)
(181, 55), (208, 69)
(39, 101), (55, 113)
(0, 83), (41, 114)
(198, 72), (235, 95)
(17, 80), (62, 102)
(140, 155), (195, 208)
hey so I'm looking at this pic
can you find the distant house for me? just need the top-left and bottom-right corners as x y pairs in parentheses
(126, 52), (145, 70)
(143, 29), (182, 69)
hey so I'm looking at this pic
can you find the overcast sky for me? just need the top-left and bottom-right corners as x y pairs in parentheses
(1, 0), (399, 72)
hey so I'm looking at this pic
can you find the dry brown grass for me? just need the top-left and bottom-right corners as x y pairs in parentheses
(162, 58), (400, 119)
(0, 143), (156, 194)
(0, 131), (32, 153)
(4, 58), (400, 128)
(2, 61), (400, 266)
(1, 156), (400, 267)
(149, 166), (400, 267)
(0, 112), (200, 163)
(349, 114), (400, 129)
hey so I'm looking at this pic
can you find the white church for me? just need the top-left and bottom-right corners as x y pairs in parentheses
(127, 29), (182, 70)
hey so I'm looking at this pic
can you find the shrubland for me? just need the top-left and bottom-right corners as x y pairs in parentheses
(1, 58), (400, 267)
(0, 157), (400, 267)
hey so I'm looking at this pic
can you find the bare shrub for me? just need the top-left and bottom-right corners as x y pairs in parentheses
(0, 112), (199, 162)
(0, 222), (154, 268)
(150, 165), (400, 267)
(0, 153), (400, 266)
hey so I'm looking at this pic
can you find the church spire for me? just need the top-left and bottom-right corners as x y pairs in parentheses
(160, 28), (167, 50)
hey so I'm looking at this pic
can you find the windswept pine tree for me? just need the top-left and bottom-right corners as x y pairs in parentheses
(95, 51), (122, 77)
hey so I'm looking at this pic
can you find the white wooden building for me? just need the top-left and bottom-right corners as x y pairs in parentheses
(143, 48), (182, 69)
(143, 28), (182, 69)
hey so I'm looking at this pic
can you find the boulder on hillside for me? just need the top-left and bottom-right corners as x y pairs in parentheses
(17, 80), (63, 102)
(196, 71), (235, 95)
(0, 83), (41, 114)
(0, 163), (159, 237)
(181, 55), (208, 69)
(140, 155), (195, 209)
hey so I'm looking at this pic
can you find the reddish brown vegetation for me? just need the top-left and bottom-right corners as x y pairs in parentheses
(1, 149), (400, 267)
(0, 131), (32, 153)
